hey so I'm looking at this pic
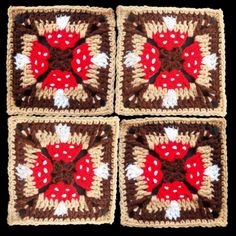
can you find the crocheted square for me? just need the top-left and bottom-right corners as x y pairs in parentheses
(116, 6), (226, 116)
(8, 116), (119, 225)
(7, 6), (115, 116)
(119, 118), (227, 227)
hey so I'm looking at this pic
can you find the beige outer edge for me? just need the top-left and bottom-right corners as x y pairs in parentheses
(119, 117), (227, 228)
(115, 6), (226, 117)
(8, 116), (119, 225)
(7, 6), (116, 116)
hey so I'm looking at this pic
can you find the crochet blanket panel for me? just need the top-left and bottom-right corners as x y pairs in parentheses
(116, 6), (226, 116)
(119, 118), (227, 228)
(8, 116), (119, 225)
(7, 6), (115, 116)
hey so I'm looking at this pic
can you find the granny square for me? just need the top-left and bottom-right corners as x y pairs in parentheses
(119, 118), (227, 227)
(7, 6), (115, 116)
(116, 6), (226, 116)
(8, 116), (119, 225)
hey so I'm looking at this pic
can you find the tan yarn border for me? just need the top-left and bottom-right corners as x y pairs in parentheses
(115, 6), (226, 116)
(8, 116), (119, 225)
(7, 6), (116, 116)
(119, 117), (227, 228)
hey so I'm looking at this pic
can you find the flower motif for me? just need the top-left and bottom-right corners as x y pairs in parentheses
(126, 127), (220, 221)
(14, 15), (109, 109)
(124, 15), (219, 109)
(15, 123), (110, 217)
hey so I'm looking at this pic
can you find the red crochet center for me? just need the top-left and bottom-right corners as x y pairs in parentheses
(44, 182), (80, 202)
(44, 30), (81, 50)
(140, 140), (205, 202)
(138, 30), (203, 90)
(29, 41), (50, 78)
(29, 28), (94, 90)
(30, 141), (95, 202)
(140, 42), (161, 80)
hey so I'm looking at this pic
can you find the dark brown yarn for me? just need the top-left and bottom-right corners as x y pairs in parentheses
(122, 12), (221, 109)
(159, 48), (184, 72)
(124, 121), (223, 222)
(162, 159), (186, 183)
(11, 11), (112, 110)
(14, 121), (114, 220)
(51, 161), (75, 185)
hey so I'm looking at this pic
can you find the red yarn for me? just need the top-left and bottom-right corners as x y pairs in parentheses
(31, 152), (53, 188)
(139, 42), (161, 80)
(154, 70), (190, 89)
(154, 141), (190, 162)
(141, 154), (163, 192)
(42, 70), (78, 90)
(44, 181), (79, 202)
(74, 154), (94, 191)
(153, 31), (188, 51)
(157, 181), (192, 201)
(29, 41), (50, 79)
(182, 41), (202, 78)
(71, 43), (93, 80)
(184, 152), (205, 190)
(44, 30), (80, 50)
(46, 142), (82, 162)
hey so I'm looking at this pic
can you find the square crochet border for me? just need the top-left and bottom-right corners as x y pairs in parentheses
(8, 116), (119, 225)
(7, 6), (116, 116)
(115, 6), (226, 116)
(119, 117), (227, 228)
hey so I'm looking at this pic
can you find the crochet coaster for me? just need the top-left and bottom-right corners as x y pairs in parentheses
(119, 118), (227, 227)
(7, 6), (115, 116)
(116, 6), (226, 116)
(8, 116), (119, 225)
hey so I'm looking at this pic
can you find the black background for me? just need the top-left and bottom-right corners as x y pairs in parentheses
(0, 0), (235, 235)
